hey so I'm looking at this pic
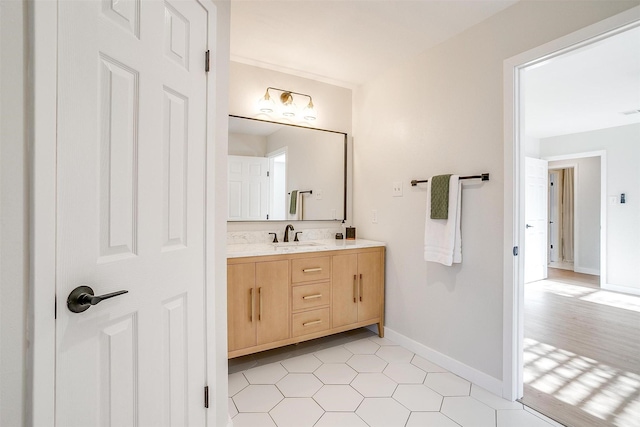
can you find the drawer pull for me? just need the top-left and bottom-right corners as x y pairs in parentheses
(303, 294), (322, 300)
(302, 320), (322, 327)
(302, 267), (322, 273)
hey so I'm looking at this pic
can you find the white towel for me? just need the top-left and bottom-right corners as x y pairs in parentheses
(424, 175), (462, 266)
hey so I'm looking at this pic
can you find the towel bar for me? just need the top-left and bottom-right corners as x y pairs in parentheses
(411, 173), (489, 186)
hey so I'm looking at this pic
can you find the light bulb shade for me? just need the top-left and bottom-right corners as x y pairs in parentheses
(280, 92), (295, 116)
(282, 102), (296, 117)
(303, 100), (317, 120)
(258, 90), (275, 113)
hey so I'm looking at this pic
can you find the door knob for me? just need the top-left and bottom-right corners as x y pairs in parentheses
(67, 285), (128, 313)
(526, 224), (534, 229)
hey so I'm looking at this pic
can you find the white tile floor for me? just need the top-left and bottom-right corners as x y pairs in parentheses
(228, 329), (564, 427)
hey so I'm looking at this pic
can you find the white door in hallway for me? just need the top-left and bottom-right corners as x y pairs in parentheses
(56, 1), (209, 425)
(524, 157), (549, 283)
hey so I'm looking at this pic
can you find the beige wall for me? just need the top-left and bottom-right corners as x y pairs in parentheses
(353, 1), (639, 383)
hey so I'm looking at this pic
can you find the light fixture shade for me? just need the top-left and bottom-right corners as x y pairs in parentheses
(303, 99), (317, 121)
(258, 90), (275, 113)
(280, 92), (296, 117)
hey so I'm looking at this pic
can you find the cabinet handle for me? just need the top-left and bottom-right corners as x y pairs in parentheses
(353, 275), (357, 303)
(249, 288), (254, 322)
(302, 320), (322, 327)
(359, 274), (363, 302)
(302, 267), (322, 273)
(303, 294), (322, 300)
(258, 287), (262, 321)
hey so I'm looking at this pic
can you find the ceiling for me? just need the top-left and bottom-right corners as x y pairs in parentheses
(230, 1), (640, 138)
(524, 25), (640, 139)
(230, 0), (517, 87)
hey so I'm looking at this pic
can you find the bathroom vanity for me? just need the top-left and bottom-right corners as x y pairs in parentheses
(227, 240), (385, 359)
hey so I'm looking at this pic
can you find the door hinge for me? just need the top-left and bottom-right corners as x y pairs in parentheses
(205, 50), (210, 72)
(204, 385), (209, 408)
(513, 246), (519, 256)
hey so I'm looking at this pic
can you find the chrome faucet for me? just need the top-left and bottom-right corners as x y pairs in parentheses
(284, 224), (294, 242)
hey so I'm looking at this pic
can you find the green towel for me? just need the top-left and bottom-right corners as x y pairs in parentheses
(289, 190), (298, 215)
(430, 174), (452, 219)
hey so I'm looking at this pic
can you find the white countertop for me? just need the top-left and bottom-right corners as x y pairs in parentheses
(227, 238), (385, 258)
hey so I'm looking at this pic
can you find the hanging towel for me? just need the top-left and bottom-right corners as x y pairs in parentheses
(430, 174), (452, 219)
(424, 175), (462, 266)
(289, 190), (298, 215)
(289, 191), (303, 220)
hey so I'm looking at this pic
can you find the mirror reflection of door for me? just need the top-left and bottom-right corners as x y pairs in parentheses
(228, 155), (269, 220)
(268, 148), (287, 220)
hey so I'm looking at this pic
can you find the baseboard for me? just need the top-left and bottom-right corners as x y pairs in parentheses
(380, 326), (504, 397)
(602, 283), (640, 296)
(574, 266), (600, 276)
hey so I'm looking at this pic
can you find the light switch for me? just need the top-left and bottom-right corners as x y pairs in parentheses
(316, 189), (323, 200)
(392, 181), (403, 197)
(372, 209), (378, 224)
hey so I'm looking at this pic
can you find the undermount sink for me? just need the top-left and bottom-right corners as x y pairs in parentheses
(272, 241), (322, 248)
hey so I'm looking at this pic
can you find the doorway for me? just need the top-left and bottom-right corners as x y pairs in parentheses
(502, 4), (640, 421)
(547, 167), (575, 271)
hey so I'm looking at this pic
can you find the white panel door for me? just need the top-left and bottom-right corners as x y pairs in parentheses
(227, 155), (269, 220)
(524, 157), (549, 283)
(56, 1), (209, 426)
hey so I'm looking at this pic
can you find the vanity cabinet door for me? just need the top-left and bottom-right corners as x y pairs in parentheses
(332, 249), (384, 329)
(256, 260), (290, 345)
(227, 263), (257, 352)
(356, 251), (383, 323)
(332, 253), (358, 328)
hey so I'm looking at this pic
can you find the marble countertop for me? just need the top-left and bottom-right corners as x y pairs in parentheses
(227, 238), (385, 258)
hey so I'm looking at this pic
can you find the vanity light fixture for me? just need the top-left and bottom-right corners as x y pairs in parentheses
(258, 87), (317, 121)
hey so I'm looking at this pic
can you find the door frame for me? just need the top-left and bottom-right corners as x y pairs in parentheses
(502, 6), (640, 401)
(544, 151), (606, 279)
(28, 1), (231, 425)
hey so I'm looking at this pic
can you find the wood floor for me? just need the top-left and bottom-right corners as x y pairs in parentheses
(521, 268), (640, 427)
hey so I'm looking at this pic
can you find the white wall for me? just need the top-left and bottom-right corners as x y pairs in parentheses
(0, 0), (27, 425)
(228, 61), (353, 234)
(548, 157), (601, 274)
(352, 0), (639, 386)
(542, 124), (640, 291)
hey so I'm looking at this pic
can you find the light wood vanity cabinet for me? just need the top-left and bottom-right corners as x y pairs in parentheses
(332, 250), (383, 329)
(227, 259), (289, 353)
(227, 246), (384, 359)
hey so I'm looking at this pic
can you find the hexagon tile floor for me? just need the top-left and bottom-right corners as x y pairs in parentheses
(228, 329), (564, 427)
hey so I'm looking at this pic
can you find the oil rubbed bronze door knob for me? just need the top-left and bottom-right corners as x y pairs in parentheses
(67, 285), (128, 313)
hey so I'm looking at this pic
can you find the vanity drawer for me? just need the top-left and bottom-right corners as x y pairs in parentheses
(292, 307), (330, 337)
(291, 256), (331, 284)
(292, 282), (330, 311)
